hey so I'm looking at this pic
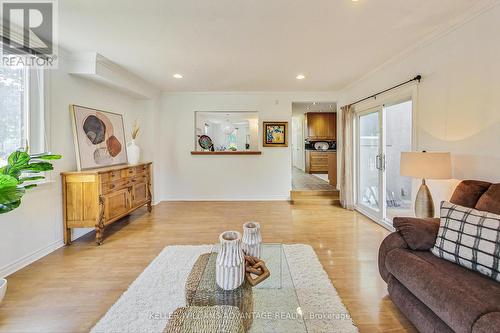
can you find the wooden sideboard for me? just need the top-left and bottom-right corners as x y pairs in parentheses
(61, 162), (152, 245)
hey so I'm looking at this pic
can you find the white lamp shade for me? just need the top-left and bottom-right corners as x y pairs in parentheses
(400, 152), (452, 179)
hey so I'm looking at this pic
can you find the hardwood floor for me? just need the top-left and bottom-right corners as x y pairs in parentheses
(0, 201), (416, 333)
(292, 167), (335, 191)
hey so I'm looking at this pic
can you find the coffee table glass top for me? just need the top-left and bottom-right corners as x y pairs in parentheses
(190, 244), (307, 332)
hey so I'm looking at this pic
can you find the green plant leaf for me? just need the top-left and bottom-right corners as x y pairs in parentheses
(0, 174), (19, 188)
(0, 199), (22, 214)
(8, 151), (30, 169)
(23, 162), (54, 172)
(18, 176), (45, 183)
(0, 186), (25, 203)
(4, 167), (22, 179)
(0, 174), (25, 214)
(31, 154), (62, 160)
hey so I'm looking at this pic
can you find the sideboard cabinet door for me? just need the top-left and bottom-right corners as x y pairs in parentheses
(104, 188), (130, 221)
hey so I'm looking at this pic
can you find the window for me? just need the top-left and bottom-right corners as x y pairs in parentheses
(194, 111), (258, 152)
(0, 67), (28, 166)
(0, 66), (45, 167)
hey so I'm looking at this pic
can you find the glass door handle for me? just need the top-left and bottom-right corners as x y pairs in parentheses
(376, 154), (386, 171)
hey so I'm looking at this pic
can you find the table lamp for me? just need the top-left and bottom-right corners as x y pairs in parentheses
(400, 151), (452, 218)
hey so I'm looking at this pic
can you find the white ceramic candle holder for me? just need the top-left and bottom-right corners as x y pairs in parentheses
(242, 221), (262, 259)
(216, 231), (245, 290)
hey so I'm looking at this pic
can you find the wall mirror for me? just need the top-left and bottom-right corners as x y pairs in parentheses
(194, 111), (259, 152)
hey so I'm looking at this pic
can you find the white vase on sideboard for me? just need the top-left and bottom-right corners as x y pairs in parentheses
(127, 139), (141, 165)
(242, 221), (262, 258)
(216, 231), (245, 291)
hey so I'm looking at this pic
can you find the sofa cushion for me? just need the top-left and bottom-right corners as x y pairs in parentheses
(385, 249), (500, 333)
(450, 180), (491, 208)
(431, 201), (500, 282)
(476, 183), (500, 215)
(394, 217), (440, 250)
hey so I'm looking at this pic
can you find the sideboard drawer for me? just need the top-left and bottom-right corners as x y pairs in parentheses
(121, 167), (136, 178)
(135, 165), (148, 175)
(102, 178), (129, 194)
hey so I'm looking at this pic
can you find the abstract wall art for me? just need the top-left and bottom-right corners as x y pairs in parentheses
(262, 121), (288, 147)
(70, 105), (128, 170)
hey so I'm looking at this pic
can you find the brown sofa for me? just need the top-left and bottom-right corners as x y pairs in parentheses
(379, 180), (500, 333)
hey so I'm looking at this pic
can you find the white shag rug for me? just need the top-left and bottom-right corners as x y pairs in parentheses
(90, 245), (358, 333)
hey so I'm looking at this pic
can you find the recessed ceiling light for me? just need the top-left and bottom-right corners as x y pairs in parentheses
(173, 74), (183, 79)
(296, 74), (305, 80)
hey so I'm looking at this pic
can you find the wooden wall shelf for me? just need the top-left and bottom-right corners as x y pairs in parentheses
(191, 151), (262, 155)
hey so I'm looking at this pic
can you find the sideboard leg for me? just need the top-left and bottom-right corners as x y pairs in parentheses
(95, 195), (105, 245)
(95, 225), (104, 245)
(64, 227), (72, 246)
(147, 179), (152, 213)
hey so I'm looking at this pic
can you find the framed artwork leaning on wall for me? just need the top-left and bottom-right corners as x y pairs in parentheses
(70, 105), (128, 170)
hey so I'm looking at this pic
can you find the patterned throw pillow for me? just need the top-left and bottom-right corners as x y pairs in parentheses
(431, 201), (500, 282)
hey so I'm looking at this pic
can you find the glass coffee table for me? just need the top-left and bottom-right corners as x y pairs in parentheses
(183, 244), (307, 332)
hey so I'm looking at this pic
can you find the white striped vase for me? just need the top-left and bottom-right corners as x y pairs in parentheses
(242, 222), (262, 259)
(216, 231), (245, 290)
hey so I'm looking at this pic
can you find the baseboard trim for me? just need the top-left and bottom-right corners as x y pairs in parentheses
(160, 196), (290, 202)
(0, 239), (64, 278)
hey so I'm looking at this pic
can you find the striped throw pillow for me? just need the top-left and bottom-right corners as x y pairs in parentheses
(431, 201), (500, 282)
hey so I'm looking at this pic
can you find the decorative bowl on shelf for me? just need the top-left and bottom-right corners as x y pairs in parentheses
(314, 142), (329, 151)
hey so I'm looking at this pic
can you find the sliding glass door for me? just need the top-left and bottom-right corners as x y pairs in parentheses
(357, 108), (383, 220)
(356, 99), (413, 225)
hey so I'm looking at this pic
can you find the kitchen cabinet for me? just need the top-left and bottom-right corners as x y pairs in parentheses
(305, 151), (332, 173)
(328, 152), (337, 186)
(306, 112), (336, 141)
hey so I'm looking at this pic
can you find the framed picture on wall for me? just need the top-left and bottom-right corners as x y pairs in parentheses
(70, 105), (128, 170)
(263, 121), (288, 147)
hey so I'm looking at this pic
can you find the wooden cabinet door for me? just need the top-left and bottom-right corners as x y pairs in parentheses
(103, 188), (130, 221)
(131, 182), (148, 207)
(307, 113), (324, 140)
(309, 152), (329, 172)
(328, 152), (337, 186)
(307, 113), (336, 140)
(326, 113), (336, 140)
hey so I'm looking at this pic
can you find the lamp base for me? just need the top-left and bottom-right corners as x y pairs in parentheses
(415, 179), (435, 218)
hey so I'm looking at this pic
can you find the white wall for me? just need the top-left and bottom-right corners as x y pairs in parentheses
(0, 57), (159, 277)
(339, 5), (500, 208)
(156, 92), (338, 201)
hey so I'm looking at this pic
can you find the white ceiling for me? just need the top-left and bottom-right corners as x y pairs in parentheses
(292, 102), (336, 115)
(59, 0), (482, 92)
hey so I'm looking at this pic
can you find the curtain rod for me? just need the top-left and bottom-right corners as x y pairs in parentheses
(345, 74), (422, 108)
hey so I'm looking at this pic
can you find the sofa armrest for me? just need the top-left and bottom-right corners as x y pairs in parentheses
(393, 217), (440, 251)
(378, 232), (408, 282)
(473, 312), (500, 333)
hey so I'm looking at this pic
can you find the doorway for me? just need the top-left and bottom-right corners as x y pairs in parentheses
(291, 102), (337, 193)
(356, 99), (413, 225)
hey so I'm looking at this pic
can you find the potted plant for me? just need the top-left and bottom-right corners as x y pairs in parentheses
(0, 148), (61, 214)
(0, 148), (61, 305)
